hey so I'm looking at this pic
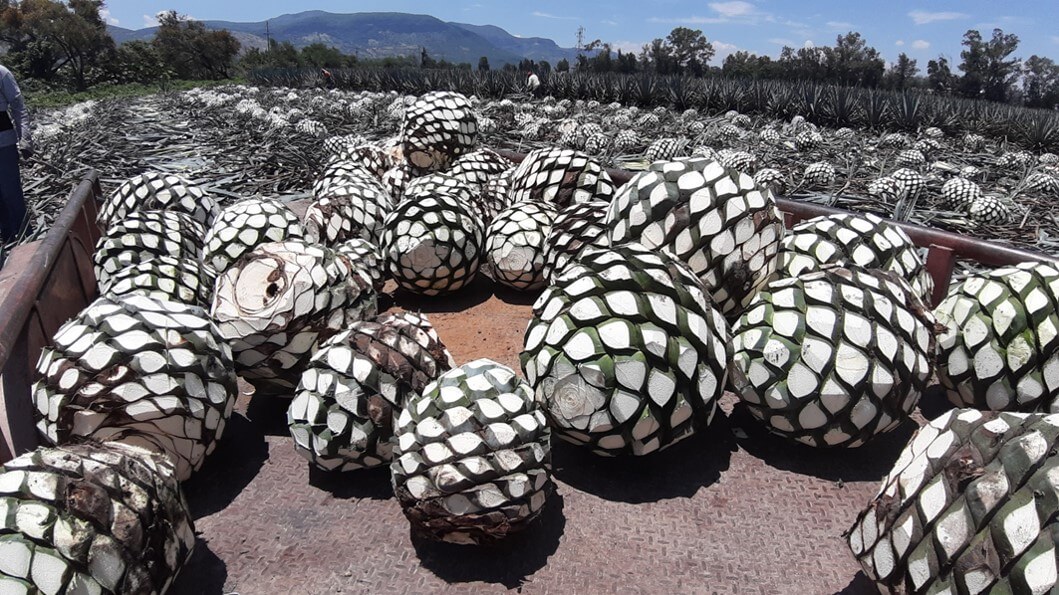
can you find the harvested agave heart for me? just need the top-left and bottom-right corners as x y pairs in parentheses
(211, 240), (378, 395)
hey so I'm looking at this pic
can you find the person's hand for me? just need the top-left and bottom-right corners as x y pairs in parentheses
(18, 143), (32, 160)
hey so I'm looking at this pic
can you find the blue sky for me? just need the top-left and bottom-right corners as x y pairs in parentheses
(102, 1), (1059, 67)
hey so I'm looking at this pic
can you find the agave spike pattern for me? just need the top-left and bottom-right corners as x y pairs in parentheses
(470, 169), (515, 225)
(99, 254), (209, 309)
(541, 199), (610, 282)
(32, 293), (238, 480)
(288, 312), (455, 471)
(934, 262), (1059, 412)
(200, 198), (305, 278)
(312, 159), (382, 199)
(507, 147), (615, 207)
(334, 238), (385, 291)
(779, 213), (934, 302)
(484, 201), (557, 291)
(391, 359), (553, 544)
(210, 240), (378, 395)
(968, 195), (1013, 225)
(97, 172), (217, 229)
(848, 408), (1059, 593)
(328, 143), (393, 181)
(730, 267), (936, 447)
(605, 157), (785, 317)
(402, 173), (476, 208)
(447, 149), (514, 190)
(303, 179), (391, 246)
(940, 177), (982, 210)
(400, 91), (478, 174)
(520, 243), (729, 456)
(382, 194), (484, 296)
(0, 442), (195, 594)
(94, 211), (205, 291)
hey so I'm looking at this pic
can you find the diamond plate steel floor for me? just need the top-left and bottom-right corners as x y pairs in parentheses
(172, 278), (945, 594)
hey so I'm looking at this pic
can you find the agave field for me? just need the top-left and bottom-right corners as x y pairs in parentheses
(3, 82), (1059, 593)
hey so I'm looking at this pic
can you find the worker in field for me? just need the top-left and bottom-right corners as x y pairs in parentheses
(526, 71), (540, 93)
(0, 63), (31, 244)
(322, 68), (336, 90)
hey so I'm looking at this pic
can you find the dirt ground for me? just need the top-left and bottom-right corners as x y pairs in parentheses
(173, 275), (945, 594)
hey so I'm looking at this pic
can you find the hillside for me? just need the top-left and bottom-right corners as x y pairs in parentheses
(107, 11), (588, 66)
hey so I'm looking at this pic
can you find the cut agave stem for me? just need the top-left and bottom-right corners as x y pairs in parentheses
(33, 292), (238, 480)
(848, 408), (1059, 593)
(606, 156), (785, 318)
(520, 242), (730, 456)
(0, 441), (195, 593)
(288, 312), (455, 471)
(97, 171), (217, 229)
(934, 261), (1059, 412)
(210, 240), (378, 396)
(731, 266), (936, 448)
(391, 359), (553, 544)
(484, 201), (557, 291)
(381, 194), (484, 296)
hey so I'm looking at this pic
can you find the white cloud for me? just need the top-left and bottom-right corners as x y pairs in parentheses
(143, 13), (159, 27)
(768, 37), (795, 46)
(908, 10), (968, 25)
(826, 21), (855, 30)
(712, 40), (740, 61)
(532, 11), (577, 20)
(895, 40), (905, 46)
(601, 19), (618, 26)
(648, 16), (727, 24)
(610, 40), (644, 54)
(1052, 35), (1059, 44)
(100, 8), (118, 26)
(911, 39), (931, 50)
(708, 1), (756, 17)
(804, 40), (815, 49)
(652, 1), (768, 26)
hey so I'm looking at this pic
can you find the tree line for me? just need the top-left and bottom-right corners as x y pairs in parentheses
(1, 1), (1056, 110)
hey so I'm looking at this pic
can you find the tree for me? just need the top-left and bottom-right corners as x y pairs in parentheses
(555, 58), (569, 72)
(885, 53), (918, 90)
(777, 45), (826, 82)
(1022, 55), (1059, 108)
(0, 0), (117, 90)
(115, 40), (164, 83)
(722, 51), (774, 78)
(589, 43), (613, 73)
(927, 55), (956, 94)
(821, 32), (884, 87)
(958, 28), (1021, 102)
(477, 56), (489, 72)
(153, 11), (240, 79)
(640, 38), (676, 75)
(300, 43), (348, 68)
(665, 27), (714, 75)
(641, 27), (714, 76)
(615, 50), (637, 74)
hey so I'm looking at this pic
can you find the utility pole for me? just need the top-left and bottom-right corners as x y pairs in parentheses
(575, 26), (584, 51)
(265, 20), (271, 51)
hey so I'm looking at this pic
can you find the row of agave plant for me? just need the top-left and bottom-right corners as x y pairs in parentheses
(3, 88), (1059, 593)
(249, 67), (1059, 152)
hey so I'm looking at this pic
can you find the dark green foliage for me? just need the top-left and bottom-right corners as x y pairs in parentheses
(958, 28), (1021, 103)
(153, 11), (240, 80)
(0, 0), (117, 90)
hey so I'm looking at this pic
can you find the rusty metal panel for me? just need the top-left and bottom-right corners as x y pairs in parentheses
(0, 172), (101, 462)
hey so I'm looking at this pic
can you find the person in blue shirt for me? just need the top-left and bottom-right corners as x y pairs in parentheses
(0, 64), (32, 243)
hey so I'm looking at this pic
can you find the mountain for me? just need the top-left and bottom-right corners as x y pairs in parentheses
(107, 25), (148, 45)
(450, 23), (583, 65)
(106, 11), (586, 67)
